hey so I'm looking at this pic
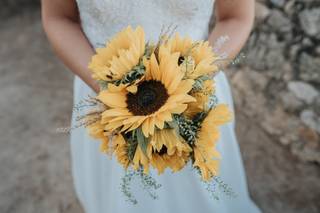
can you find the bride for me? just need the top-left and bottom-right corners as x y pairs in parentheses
(41, 0), (261, 212)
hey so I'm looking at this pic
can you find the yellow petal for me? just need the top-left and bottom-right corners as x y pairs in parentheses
(125, 117), (147, 132)
(166, 71), (184, 94)
(173, 79), (194, 95)
(133, 145), (150, 174)
(150, 54), (161, 81)
(142, 118), (151, 137)
(148, 116), (155, 136)
(97, 90), (127, 108)
(157, 111), (172, 122)
(104, 120), (124, 131)
(170, 104), (187, 114)
(100, 139), (109, 153)
(126, 85), (138, 93)
(143, 57), (152, 80)
(101, 108), (131, 117)
(167, 94), (196, 104)
(207, 104), (232, 126)
(154, 116), (165, 129)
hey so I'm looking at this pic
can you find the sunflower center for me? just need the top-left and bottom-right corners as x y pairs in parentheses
(155, 145), (168, 156)
(126, 80), (169, 115)
(178, 56), (185, 65)
(138, 89), (156, 107)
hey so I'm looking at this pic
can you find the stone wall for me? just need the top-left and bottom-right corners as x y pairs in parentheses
(1, 0), (39, 18)
(229, 0), (320, 163)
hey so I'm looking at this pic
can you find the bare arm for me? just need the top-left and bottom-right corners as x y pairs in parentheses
(41, 0), (99, 93)
(209, 0), (254, 65)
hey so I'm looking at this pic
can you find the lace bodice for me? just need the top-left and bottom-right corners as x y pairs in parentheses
(76, 0), (215, 48)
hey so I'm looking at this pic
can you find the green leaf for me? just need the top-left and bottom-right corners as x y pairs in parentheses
(192, 74), (211, 91)
(164, 120), (178, 129)
(98, 80), (108, 90)
(136, 128), (149, 156)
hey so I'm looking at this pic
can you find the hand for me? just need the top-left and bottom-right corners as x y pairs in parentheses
(208, 0), (254, 67)
(41, 0), (99, 93)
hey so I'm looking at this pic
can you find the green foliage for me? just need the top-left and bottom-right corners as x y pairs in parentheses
(192, 74), (219, 111)
(120, 167), (161, 205)
(124, 131), (138, 162)
(208, 94), (219, 110)
(98, 80), (108, 90)
(192, 112), (207, 125)
(114, 63), (145, 86)
(137, 167), (162, 200)
(112, 43), (155, 87)
(212, 176), (237, 198)
(194, 167), (237, 200)
(192, 75), (211, 91)
(172, 112), (208, 146)
(163, 120), (178, 129)
(136, 128), (149, 156)
(120, 170), (138, 204)
(144, 42), (154, 59)
(173, 114), (200, 146)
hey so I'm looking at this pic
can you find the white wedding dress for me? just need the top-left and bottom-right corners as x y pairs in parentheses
(70, 0), (261, 212)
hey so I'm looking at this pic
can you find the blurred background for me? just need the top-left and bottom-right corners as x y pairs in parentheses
(0, 0), (319, 212)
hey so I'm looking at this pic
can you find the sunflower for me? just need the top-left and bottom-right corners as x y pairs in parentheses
(165, 33), (219, 79)
(87, 119), (111, 153)
(89, 26), (145, 81)
(111, 133), (130, 169)
(97, 46), (196, 138)
(184, 79), (215, 119)
(132, 144), (150, 174)
(146, 129), (192, 174)
(193, 104), (232, 181)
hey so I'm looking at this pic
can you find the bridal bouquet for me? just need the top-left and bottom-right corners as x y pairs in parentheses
(79, 26), (233, 203)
